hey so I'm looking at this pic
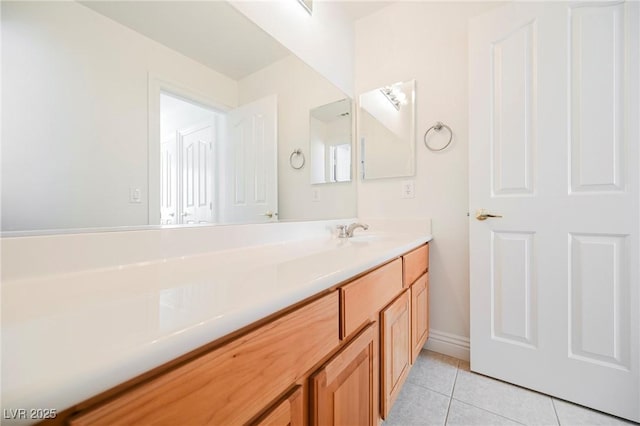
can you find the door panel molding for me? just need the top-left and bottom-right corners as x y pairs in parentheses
(491, 20), (536, 197)
(569, 3), (625, 193)
(491, 231), (537, 348)
(568, 233), (630, 370)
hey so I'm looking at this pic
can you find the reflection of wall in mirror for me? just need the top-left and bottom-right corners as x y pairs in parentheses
(310, 117), (327, 183)
(359, 88), (411, 141)
(238, 56), (356, 221)
(360, 109), (413, 179)
(310, 115), (351, 184)
(1, 1), (237, 231)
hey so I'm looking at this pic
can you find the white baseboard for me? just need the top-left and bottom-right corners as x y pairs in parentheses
(424, 329), (470, 361)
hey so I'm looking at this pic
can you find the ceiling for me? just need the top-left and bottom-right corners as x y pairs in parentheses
(330, 1), (393, 21)
(81, 1), (392, 81)
(311, 98), (351, 122)
(81, 1), (292, 80)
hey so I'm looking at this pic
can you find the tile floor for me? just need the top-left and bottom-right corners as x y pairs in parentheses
(384, 350), (638, 426)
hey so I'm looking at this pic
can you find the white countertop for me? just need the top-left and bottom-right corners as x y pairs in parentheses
(1, 231), (431, 416)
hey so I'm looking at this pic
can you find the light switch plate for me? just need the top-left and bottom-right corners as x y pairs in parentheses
(311, 188), (321, 202)
(129, 187), (142, 203)
(401, 180), (415, 199)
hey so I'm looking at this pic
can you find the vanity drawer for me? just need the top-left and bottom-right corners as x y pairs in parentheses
(340, 258), (403, 339)
(403, 244), (429, 287)
(70, 292), (339, 426)
(252, 385), (304, 426)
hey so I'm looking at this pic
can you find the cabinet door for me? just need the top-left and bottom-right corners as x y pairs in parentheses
(253, 386), (303, 426)
(381, 290), (411, 419)
(311, 323), (377, 426)
(411, 273), (429, 363)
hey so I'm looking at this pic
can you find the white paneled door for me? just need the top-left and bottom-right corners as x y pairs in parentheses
(221, 95), (278, 223)
(469, 2), (639, 422)
(180, 124), (214, 224)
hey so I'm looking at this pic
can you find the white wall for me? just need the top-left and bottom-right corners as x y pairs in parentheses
(229, 0), (354, 97)
(238, 55), (357, 221)
(1, 1), (237, 231)
(355, 2), (500, 345)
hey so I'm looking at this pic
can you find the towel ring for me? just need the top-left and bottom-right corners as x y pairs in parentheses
(424, 121), (453, 152)
(289, 149), (305, 170)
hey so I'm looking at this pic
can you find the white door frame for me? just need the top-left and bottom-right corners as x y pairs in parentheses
(147, 73), (229, 225)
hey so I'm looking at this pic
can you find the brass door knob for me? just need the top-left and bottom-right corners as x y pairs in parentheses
(476, 209), (503, 221)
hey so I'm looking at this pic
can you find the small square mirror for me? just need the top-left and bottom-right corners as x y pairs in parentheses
(359, 80), (416, 180)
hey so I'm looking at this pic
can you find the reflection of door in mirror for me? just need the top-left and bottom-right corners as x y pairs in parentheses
(329, 144), (351, 182)
(222, 95), (278, 224)
(160, 93), (216, 225)
(359, 80), (416, 180)
(310, 99), (352, 184)
(159, 93), (278, 226)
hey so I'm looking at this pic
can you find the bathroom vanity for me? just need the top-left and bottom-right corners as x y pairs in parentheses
(1, 223), (431, 425)
(66, 244), (429, 425)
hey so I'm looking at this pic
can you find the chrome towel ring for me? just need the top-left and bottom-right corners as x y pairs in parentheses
(289, 149), (305, 169)
(424, 121), (453, 152)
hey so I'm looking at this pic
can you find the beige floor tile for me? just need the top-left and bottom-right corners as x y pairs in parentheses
(407, 350), (460, 396)
(384, 382), (450, 426)
(553, 399), (639, 426)
(452, 369), (558, 425)
(446, 399), (523, 425)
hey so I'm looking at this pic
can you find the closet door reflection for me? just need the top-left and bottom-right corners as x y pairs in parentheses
(160, 93), (216, 225)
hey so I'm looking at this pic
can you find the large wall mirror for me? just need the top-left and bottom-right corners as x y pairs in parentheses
(359, 80), (416, 180)
(1, 1), (356, 233)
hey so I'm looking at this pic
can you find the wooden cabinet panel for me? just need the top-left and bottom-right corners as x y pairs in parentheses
(411, 273), (429, 363)
(70, 292), (339, 426)
(381, 290), (411, 419)
(403, 244), (429, 287)
(341, 259), (403, 339)
(311, 323), (378, 426)
(253, 386), (304, 426)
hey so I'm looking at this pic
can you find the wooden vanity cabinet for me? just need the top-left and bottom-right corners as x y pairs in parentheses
(69, 293), (339, 426)
(411, 273), (430, 363)
(380, 290), (412, 419)
(252, 386), (304, 426)
(310, 323), (378, 426)
(340, 258), (403, 339)
(61, 243), (430, 426)
(403, 244), (429, 287)
(377, 242), (430, 417)
(402, 244), (430, 363)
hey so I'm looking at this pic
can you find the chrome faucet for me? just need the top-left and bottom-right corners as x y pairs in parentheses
(337, 223), (369, 238)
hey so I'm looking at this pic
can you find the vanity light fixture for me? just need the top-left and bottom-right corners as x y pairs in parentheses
(380, 86), (405, 111)
(297, 0), (313, 15)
